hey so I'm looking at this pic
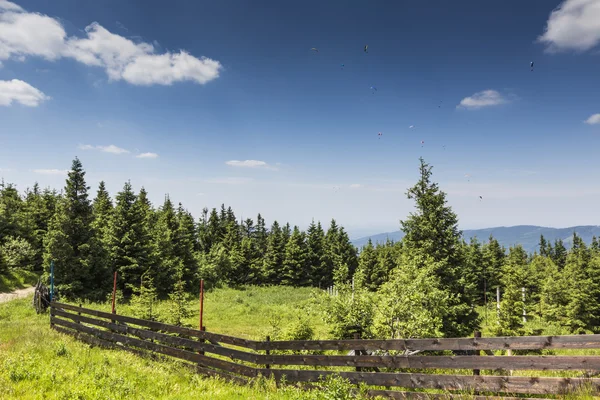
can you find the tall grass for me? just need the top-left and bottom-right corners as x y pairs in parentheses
(0, 288), (370, 400)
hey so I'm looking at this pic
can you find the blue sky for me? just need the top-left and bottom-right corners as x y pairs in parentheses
(1, 0), (600, 238)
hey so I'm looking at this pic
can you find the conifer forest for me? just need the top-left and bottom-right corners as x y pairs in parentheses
(2, 157), (600, 340)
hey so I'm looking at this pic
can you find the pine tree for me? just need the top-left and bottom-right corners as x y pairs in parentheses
(306, 220), (326, 287)
(174, 203), (199, 290)
(254, 213), (268, 256)
(43, 158), (100, 299)
(355, 239), (378, 290)
(21, 183), (48, 271)
(482, 236), (505, 303)
(90, 181), (113, 291)
(551, 239), (567, 270)
(495, 246), (528, 336)
(400, 158), (478, 337)
(152, 196), (179, 295)
(263, 221), (285, 284)
(465, 237), (485, 305)
(539, 235), (548, 257)
(282, 226), (307, 286)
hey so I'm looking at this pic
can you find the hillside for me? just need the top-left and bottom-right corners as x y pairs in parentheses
(351, 225), (600, 253)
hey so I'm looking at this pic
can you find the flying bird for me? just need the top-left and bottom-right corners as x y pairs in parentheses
(311, 48), (319, 53)
(364, 45), (368, 53)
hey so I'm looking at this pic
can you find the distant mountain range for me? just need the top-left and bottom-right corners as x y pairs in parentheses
(351, 225), (600, 254)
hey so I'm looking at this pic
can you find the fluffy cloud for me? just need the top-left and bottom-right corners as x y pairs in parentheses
(585, 113), (600, 125)
(79, 144), (129, 154)
(225, 160), (277, 170)
(136, 152), (158, 159)
(457, 90), (507, 109)
(0, 0), (22, 11)
(538, 0), (600, 52)
(0, 2), (222, 86)
(0, 79), (48, 106)
(33, 168), (67, 175)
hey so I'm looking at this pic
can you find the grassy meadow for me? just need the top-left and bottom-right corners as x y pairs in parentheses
(0, 286), (367, 400)
(1, 285), (599, 399)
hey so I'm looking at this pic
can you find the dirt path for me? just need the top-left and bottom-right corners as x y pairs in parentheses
(0, 286), (35, 304)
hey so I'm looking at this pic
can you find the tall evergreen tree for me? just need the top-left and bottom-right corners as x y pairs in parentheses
(175, 203), (199, 290)
(90, 181), (113, 289)
(152, 196), (179, 295)
(400, 158), (478, 337)
(495, 245), (528, 336)
(263, 221), (285, 284)
(551, 239), (567, 270)
(355, 239), (378, 290)
(306, 220), (326, 287)
(282, 226), (307, 286)
(43, 158), (100, 299)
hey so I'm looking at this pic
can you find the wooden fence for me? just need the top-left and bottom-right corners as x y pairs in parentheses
(50, 302), (600, 399)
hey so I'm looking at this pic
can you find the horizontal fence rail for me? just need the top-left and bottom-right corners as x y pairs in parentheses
(50, 302), (600, 399)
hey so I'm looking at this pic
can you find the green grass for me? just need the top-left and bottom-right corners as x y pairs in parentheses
(0, 287), (367, 400)
(0, 270), (39, 293)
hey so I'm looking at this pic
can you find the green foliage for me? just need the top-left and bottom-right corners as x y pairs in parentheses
(373, 255), (449, 339)
(1, 236), (35, 270)
(325, 283), (375, 339)
(130, 271), (158, 321)
(400, 158), (478, 337)
(168, 267), (191, 326)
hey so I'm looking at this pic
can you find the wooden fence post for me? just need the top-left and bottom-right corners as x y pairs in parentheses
(354, 333), (362, 372)
(77, 303), (82, 324)
(473, 331), (481, 376)
(199, 326), (206, 356)
(265, 336), (271, 369)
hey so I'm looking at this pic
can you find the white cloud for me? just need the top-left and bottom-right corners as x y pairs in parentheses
(538, 0), (600, 52)
(585, 113), (600, 125)
(225, 160), (278, 170)
(33, 168), (68, 175)
(0, 167), (12, 172)
(457, 90), (507, 109)
(0, 4), (222, 86)
(78, 144), (129, 154)
(0, 79), (49, 106)
(136, 152), (158, 159)
(349, 184), (362, 189)
(0, 1), (22, 12)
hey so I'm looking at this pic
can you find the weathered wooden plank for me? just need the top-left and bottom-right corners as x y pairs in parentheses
(257, 334), (600, 352)
(53, 309), (259, 363)
(51, 316), (257, 378)
(262, 353), (600, 371)
(52, 325), (153, 358)
(259, 368), (600, 395)
(51, 302), (257, 350)
(366, 390), (552, 400)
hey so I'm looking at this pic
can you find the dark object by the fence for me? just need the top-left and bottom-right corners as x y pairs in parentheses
(473, 331), (482, 376)
(49, 302), (600, 398)
(32, 280), (50, 314)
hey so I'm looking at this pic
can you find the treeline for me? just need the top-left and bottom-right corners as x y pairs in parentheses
(2, 157), (598, 339)
(0, 158), (358, 299)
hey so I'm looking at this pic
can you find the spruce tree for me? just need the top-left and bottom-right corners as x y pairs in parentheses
(400, 158), (478, 337)
(263, 221), (285, 284)
(282, 226), (307, 286)
(175, 203), (199, 290)
(306, 220), (326, 287)
(43, 158), (100, 299)
(355, 239), (378, 290)
(482, 236), (505, 303)
(495, 246), (528, 336)
(551, 239), (567, 270)
(90, 181), (113, 290)
(152, 196), (179, 295)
